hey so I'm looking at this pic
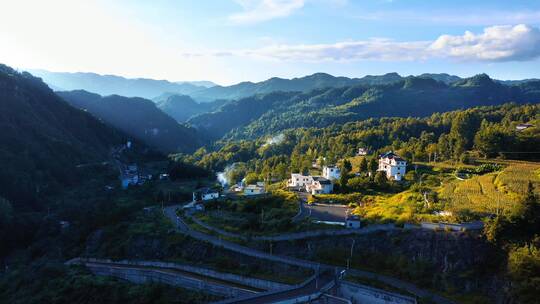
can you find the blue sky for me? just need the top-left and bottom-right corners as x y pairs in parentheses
(1, 0), (539, 84)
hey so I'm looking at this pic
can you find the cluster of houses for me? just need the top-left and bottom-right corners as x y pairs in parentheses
(121, 164), (144, 189)
(287, 151), (408, 193)
(121, 164), (170, 189)
(191, 182), (267, 206)
(287, 165), (341, 194)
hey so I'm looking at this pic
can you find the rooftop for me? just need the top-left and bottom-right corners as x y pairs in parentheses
(379, 151), (405, 162)
(313, 176), (332, 184)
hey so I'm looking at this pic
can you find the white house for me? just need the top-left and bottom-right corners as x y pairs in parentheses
(322, 166), (341, 180)
(244, 182), (266, 196)
(192, 188), (219, 202)
(357, 148), (368, 156)
(306, 177), (333, 194)
(378, 151), (407, 181)
(288, 174), (314, 188)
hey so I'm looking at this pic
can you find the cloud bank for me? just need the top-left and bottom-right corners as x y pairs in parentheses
(430, 24), (540, 61)
(191, 24), (540, 63)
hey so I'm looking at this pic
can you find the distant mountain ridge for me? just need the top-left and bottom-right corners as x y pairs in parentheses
(30, 69), (540, 106)
(188, 74), (540, 140)
(154, 94), (227, 123)
(32, 69), (465, 102)
(29, 69), (212, 99)
(57, 90), (203, 153)
(187, 72), (407, 102)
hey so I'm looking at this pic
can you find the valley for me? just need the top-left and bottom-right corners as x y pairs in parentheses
(0, 64), (539, 304)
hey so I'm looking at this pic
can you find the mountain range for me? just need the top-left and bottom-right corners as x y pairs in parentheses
(57, 90), (203, 153)
(34, 69), (538, 106)
(187, 74), (540, 140)
(29, 69), (215, 99)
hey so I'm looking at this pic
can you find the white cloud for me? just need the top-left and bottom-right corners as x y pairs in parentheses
(239, 39), (430, 61)
(190, 24), (540, 63)
(229, 0), (306, 24)
(430, 24), (540, 61)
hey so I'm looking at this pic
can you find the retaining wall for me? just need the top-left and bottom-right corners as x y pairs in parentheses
(339, 281), (417, 304)
(68, 258), (290, 291)
(420, 221), (484, 232)
(85, 263), (250, 298)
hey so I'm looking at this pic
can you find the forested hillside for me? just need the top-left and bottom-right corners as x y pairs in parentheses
(187, 72), (470, 102)
(58, 90), (204, 153)
(0, 65), (127, 208)
(188, 74), (540, 140)
(181, 103), (539, 178)
(154, 94), (227, 123)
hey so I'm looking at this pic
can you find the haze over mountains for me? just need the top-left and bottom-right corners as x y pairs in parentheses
(57, 90), (203, 153)
(29, 69), (216, 99)
(4, 65), (538, 155)
(24, 66), (540, 145)
(32, 69), (538, 105)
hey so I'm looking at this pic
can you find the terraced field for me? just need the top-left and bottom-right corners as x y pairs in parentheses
(440, 162), (540, 216)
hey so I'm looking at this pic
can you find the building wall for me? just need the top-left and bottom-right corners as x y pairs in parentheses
(323, 167), (341, 180)
(290, 175), (314, 187)
(379, 159), (406, 181)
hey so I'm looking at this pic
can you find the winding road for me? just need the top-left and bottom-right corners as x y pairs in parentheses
(163, 203), (456, 304)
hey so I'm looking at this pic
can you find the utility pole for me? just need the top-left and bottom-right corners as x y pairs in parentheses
(349, 239), (355, 269)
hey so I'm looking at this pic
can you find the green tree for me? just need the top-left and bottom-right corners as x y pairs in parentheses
(359, 157), (368, 173)
(507, 245), (540, 303)
(474, 119), (507, 158)
(449, 111), (480, 159)
(368, 158), (378, 173)
(244, 172), (260, 185)
(519, 182), (540, 245)
(374, 171), (388, 187)
(339, 159), (352, 190)
(484, 216), (505, 244)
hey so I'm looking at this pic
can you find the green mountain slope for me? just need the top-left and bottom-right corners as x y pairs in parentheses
(188, 72), (406, 102)
(0, 64), (127, 207)
(188, 75), (540, 140)
(57, 90), (203, 153)
(155, 94), (227, 123)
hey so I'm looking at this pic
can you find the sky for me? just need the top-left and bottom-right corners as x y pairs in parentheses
(1, 0), (539, 85)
